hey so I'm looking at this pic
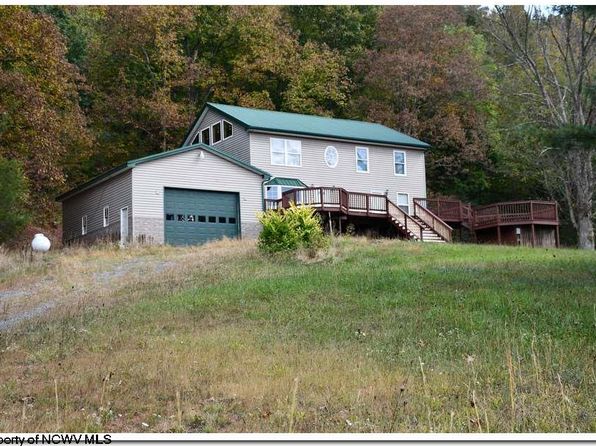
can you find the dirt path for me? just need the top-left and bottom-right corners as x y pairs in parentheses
(0, 239), (256, 332)
(0, 254), (178, 332)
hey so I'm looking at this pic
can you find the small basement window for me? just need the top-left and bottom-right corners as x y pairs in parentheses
(103, 206), (109, 227)
(81, 215), (87, 235)
(219, 217), (226, 223)
(212, 122), (222, 144)
(201, 128), (210, 145)
(208, 216), (216, 223)
(187, 214), (196, 222)
(198, 215), (206, 222)
(223, 120), (233, 139)
(177, 214), (185, 222)
(229, 217), (237, 224)
(166, 214), (175, 221)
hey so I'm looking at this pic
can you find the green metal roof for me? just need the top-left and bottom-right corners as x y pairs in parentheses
(207, 103), (430, 149)
(264, 177), (307, 187)
(56, 143), (270, 201)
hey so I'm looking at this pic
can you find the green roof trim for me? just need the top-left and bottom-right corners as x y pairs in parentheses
(206, 103), (430, 149)
(264, 177), (307, 187)
(56, 143), (270, 202)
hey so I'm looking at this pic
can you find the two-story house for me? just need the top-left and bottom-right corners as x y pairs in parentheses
(58, 103), (444, 246)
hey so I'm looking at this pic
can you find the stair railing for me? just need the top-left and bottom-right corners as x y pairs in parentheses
(413, 200), (453, 242)
(387, 198), (424, 241)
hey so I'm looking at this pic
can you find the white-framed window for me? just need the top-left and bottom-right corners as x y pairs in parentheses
(223, 120), (233, 139)
(394, 150), (407, 176)
(103, 206), (109, 227)
(397, 193), (410, 214)
(355, 147), (369, 173)
(201, 127), (210, 145)
(212, 121), (222, 144)
(191, 132), (200, 145)
(265, 185), (300, 200)
(270, 138), (302, 167)
(324, 145), (338, 168)
(81, 215), (88, 235)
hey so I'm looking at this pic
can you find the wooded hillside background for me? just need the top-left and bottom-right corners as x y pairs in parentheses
(0, 5), (594, 248)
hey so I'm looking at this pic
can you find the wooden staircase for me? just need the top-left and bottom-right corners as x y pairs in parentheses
(411, 216), (447, 243)
(266, 187), (452, 243)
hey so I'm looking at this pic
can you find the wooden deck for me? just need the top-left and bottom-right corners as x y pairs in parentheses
(472, 201), (558, 229)
(266, 190), (559, 247)
(414, 197), (560, 247)
(413, 198), (473, 226)
(266, 187), (452, 242)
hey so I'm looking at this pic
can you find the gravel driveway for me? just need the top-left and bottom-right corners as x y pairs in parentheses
(0, 255), (177, 332)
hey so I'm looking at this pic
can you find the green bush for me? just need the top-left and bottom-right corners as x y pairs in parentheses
(0, 156), (29, 244)
(257, 203), (328, 253)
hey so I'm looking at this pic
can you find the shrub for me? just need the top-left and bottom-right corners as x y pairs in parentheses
(0, 156), (29, 244)
(257, 203), (328, 253)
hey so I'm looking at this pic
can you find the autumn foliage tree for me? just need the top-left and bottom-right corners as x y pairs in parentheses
(85, 6), (192, 169)
(84, 6), (351, 172)
(352, 6), (494, 199)
(0, 6), (90, 224)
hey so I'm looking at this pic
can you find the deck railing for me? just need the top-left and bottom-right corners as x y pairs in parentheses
(269, 187), (426, 240)
(413, 199), (453, 242)
(473, 200), (558, 229)
(265, 199), (281, 210)
(387, 200), (424, 241)
(414, 198), (468, 223)
(414, 197), (558, 230)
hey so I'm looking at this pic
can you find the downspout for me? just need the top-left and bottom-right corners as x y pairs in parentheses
(261, 175), (274, 211)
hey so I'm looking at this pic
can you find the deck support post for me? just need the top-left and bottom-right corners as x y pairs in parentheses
(555, 202), (560, 248)
(555, 225), (560, 248)
(328, 212), (333, 234)
(497, 225), (502, 245)
(531, 224), (536, 247)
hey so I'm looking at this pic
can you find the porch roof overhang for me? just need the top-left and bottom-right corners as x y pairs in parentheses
(264, 177), (307, 188)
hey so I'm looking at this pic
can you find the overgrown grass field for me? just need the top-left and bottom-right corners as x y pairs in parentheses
(0, 238), (594, 432)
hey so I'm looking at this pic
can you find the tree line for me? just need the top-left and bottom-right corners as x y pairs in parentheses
(0, 5), (593, 248)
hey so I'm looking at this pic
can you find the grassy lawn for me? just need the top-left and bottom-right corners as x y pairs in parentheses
(0, 238), (594, 433)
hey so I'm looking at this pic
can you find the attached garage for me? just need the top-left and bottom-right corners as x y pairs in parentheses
(58, 144), (269, 245)
(164, 188), (240, 245)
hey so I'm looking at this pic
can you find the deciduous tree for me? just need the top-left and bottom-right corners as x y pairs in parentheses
(487, 6), (595, 249)
(0, 156), (29, 243)
(352, 6), (494, 199)
(0, 6), (90, 224)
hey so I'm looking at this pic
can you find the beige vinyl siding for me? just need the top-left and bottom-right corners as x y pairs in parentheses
(249, 132), (426, 211)
(61, 170), (132, 243)
(183, 108), (251, 163)
(132, 148), (263, 244)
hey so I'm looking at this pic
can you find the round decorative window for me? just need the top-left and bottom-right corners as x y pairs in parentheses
(324, 146), (338, 168)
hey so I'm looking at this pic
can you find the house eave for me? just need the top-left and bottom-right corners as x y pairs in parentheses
(247, 128), (430, 150)
(56, 143), (270, 202)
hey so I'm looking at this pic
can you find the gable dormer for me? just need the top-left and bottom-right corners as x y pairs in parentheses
(183, 105), (251, 163)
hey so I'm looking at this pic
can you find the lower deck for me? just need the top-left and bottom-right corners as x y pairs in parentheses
(415, 198), (560, 248)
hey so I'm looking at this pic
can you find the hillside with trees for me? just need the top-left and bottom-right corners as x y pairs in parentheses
(0, 5), (593, 248)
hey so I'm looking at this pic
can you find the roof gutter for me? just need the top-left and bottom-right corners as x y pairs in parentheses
(247, 128), (430, 150)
